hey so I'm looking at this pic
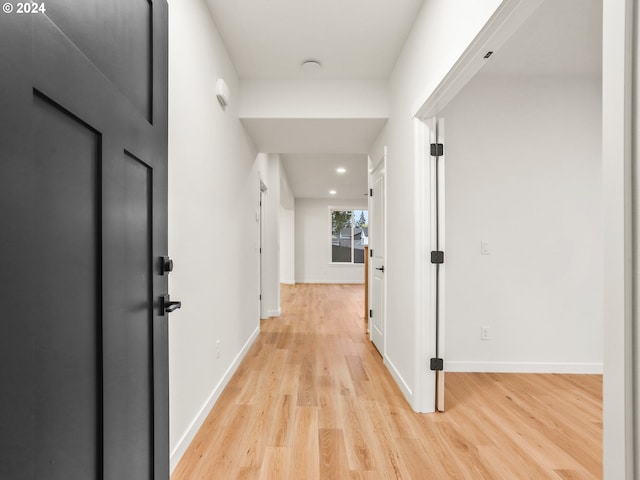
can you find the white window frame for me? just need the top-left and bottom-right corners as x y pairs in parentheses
(328, 206), (368, 266)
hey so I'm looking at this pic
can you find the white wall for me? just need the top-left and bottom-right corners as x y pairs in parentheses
(239, 80), (388, 119)
(259, 153), (295, 314)
(280, 205), (295, 284)
(168, 0), (261, 470)
(279, 165), (295, 284)
(441, 75), (603, 373)
(279, 163), (294, 210)
(262, 154), (282, 317)
(295, 198), (367, 284)
(368, 0), (504, 411)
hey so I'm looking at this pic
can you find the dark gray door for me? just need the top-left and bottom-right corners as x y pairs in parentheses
(0, 2), (169, 479)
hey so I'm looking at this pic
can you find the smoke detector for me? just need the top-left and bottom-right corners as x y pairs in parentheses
(301, 60), (322, 71)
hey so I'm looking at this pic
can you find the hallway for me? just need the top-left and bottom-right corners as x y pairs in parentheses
(171, 284), (602, 479)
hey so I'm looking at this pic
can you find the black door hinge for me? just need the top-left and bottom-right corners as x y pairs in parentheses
(369, 309), (373, 318)
(259, 294), (262, 300)
(369, 188), (373, 196)
(430, 251), (444, 264)
(370, 249), (374, 257)
(430, 358), (444, 371)
(430, 143), (444, 157)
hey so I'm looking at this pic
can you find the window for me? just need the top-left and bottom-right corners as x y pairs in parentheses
(330, 209), (368, 264)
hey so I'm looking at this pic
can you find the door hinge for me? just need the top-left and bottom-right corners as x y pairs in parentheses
(259, 294), (262, 300)
(370, 249), (373, 257)
(369, 309), (373, 318)
(430, 251), (444, 264)
(369, 188), (373, 197)
(259, 247), (262, 254)
(430, 358), (444, 371)
(430, 143), (444, 157)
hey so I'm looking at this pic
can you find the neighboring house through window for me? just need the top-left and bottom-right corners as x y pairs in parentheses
(330, 208), (368, 264)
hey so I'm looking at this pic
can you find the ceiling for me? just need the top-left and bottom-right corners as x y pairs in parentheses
(204, 0), (421, 199)
(205, 0), (424, 80)
(281, 154), (368, 200)
(480, 0), (602, 77)
(240, 118), (386, 155)
(205, 0), (602, 200)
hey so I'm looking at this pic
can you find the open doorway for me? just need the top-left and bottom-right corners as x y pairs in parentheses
(282, 153), (369, 284)
(443, 0), (603, 375)
(417, 0), (603, 416)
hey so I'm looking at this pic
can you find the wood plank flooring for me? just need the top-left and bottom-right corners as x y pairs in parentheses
(172, 283), (602, 479)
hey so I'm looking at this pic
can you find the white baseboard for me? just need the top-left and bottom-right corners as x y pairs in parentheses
(170, 326), (260, 473)
(384, 355), (414, 403)
(444, 361), (603, 374)
(295, 280), (365, 285)
(267, 309), (281, 317)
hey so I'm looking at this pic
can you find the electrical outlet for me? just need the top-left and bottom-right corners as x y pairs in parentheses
(216, 339), (221, 359)
(481, 326), (490, 340)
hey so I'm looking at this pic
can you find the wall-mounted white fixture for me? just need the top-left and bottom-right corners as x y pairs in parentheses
(216, 78), (229, 107)
(329, 190), (336, 195)
(336, 167), (346, 174)
(481, 326), (491, 340)
(302, 59), (322, 71)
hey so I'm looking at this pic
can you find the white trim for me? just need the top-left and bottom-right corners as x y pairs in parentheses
(445, 361), (603, 375)
(169, 326), (260, 473)
(384, 355), (414, 402)
(295, 280), (365, 285)
(259, 171), (267, 320)
(413, 118), (436, 413)
(368, 155), (372, 338)
(267, 309), (281, 318)
(328, 206), (369, 266)
(603, 1), (636, 477)
(369, 145), (386, 174)
(382, 147), (388, 357)
(382, 145), (390, 360)
(413, 0), (543, 119)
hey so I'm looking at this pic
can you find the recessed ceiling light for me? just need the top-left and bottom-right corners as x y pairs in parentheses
(329, 190), (337, 195)
(336, 167), (346, 174)
(302, 59), (322, 71)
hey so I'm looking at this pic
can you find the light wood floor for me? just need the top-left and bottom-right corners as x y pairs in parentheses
(172, 283), (602, 480)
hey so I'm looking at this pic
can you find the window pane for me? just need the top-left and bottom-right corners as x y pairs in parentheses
(331, 210), (352, 263)
(353, 210), (368, 264)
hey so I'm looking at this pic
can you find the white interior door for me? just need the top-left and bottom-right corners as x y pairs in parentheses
(369, 155), (386, 354)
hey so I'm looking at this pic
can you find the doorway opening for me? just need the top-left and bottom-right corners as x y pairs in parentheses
(415, 0), (603, 416)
